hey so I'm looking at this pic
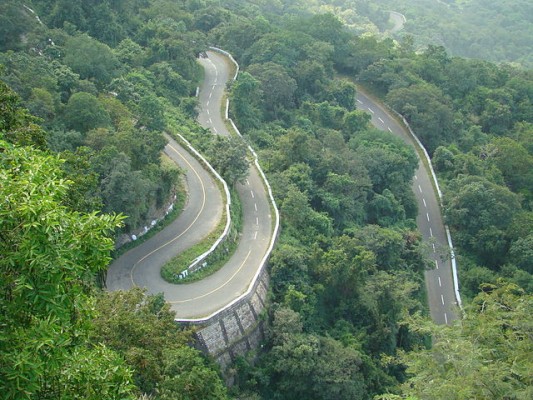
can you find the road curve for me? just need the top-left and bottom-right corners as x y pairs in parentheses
(356, 88), (458, 325)
(387, 11), (406, 34)
(177, 50), (273, 320)
(107, 51), (273, 320)
(106, 136), (224, 300)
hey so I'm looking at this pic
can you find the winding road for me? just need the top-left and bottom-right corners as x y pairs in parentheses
(387, 11), (407, 35)
(107, 51), (273, 320)
(356, 88), (458, 324)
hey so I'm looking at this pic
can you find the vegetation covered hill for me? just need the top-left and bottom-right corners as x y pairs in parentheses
(1, 0), (532, 399)
(307, 0), (533, 67)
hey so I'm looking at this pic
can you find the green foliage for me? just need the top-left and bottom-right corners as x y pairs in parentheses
(207, 135), (250, 185)
(0, 139), (132, 399)
(92, 288), (229, 398)
(368, 0), (533, 67)
(394, 283), (533, 400)
(444, 175), (521, 266)
(63, 34), (120, 85)
(0, 80), (47, 148)
(62, 92), (111, 133)
(260, 308), (368, 400)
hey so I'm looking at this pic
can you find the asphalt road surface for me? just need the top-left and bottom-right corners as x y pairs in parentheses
(107, 51), (273, 320)
(356, 88), (458, 325)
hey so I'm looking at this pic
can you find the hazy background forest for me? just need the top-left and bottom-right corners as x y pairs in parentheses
(1, 0), (531, 399)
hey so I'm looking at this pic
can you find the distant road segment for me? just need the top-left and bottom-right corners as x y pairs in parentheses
(356, 88), (458, 325)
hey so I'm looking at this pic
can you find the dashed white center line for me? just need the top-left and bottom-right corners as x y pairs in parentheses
(250, 190), (255, 198)
(378, 117), (384, 123)
(368, 108), (375, 114)
(388, 127), (393, 132)
(432, 243), (436, 252)
(357, 99), (363, 104)
(254, 203), (257, 211)
(441, 294), (445, 305)
(423, 198), (427, 208)
(444, 312), (448, 324)
(253, 231), (258, 240)
(208, 118), (212, 124)
(426, 213), (430, 222)
(213, 127), (218, 133)
(209, 91), (213, 99)
(429, 227), (433, 237)
(246, 179), (250, 185)
(435, 260), (439, 269)
(414, 175), (418, 180)
(207, 109), (210, 115)
(255, 217), (259, 225)
(438, 276), (442, 287)
(206, 100), (210, 107)
(418, 185), (422, 193)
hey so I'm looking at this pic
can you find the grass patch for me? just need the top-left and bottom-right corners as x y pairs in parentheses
(161, 187), (243, 284)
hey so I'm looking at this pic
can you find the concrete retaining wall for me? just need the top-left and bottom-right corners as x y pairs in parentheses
(180, 264), (269, 376)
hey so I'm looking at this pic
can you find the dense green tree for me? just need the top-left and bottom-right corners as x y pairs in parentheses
(248, 62), (297, 119)
(63, 34), (120, 85)
(488, 137), (533, 197)
(230, 71), (264, 130)
(93, 288), (228, 398)
(280, 185), (333, 242)
(0, 140), (132, 399)
(445, 176), (522, 266)
(0, 81), (48, 148)
(137, 93), (166, 131)
(349, 129), (418, 196)
(207, 135), (249, 185)
(62, 92), (111, 133)
(158, 347), (229, 400)
(261, 308), (368, 400)
(386, 83), (454, 153)
(26, 87), (57, 122)
(392, 283), (533, 400)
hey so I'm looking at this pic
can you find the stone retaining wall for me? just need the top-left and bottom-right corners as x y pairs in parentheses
(181, 266), (270, 374)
